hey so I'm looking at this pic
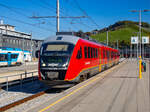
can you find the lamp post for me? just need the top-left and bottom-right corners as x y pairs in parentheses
(30, 32), (32, 61)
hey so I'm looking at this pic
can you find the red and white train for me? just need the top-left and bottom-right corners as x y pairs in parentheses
(37, 34), (120, 86)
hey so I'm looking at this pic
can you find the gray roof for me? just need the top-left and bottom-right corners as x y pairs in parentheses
(43, 35), (116, 50)
(0, 24), (15, 27)
(44, 35), (80, 45)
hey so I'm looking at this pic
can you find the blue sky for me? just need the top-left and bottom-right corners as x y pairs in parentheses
(0, 0), (150, 39)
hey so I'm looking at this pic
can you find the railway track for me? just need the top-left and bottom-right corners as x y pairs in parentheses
(0, 88), (68, 112)
(0, 60), (125, 112)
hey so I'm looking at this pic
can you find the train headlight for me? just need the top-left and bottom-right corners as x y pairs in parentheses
(62, 63), (68, 67)
(42, 63), (46, 67)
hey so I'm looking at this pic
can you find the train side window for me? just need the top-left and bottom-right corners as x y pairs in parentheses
(112, 52), (114, 59)
(91, 47), (93, 58)
(113, 52), (115, 58)
(103, 50), (105, 58)
(96, 48), (98, 58)
(110, 51), (111, 59)
(93, 48), (95, 58)
(76, 47), (82, 59)
(106, 51), (109, 60)
(108, 51), (110, 59)
(88, 47), (90, 58)
(84, 46), (87, 58)
(0, 54), (7, 61)
(11, 54), (18, 59)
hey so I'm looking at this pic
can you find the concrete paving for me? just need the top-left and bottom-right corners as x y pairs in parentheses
(27, 59), (150, 112)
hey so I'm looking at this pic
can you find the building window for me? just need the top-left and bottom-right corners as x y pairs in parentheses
(0, 54), (7, 61)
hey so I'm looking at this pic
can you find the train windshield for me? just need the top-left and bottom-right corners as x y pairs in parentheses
(0, 54), (7, 61)
(41, 56), (68, 64)
(41, 42), (74, 55)
(45, 45), (69, 52)
(40, 42), (74, 65)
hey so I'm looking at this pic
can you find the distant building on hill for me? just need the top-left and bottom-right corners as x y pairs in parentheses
(0, 20), (43, 57)
(91, 29), (99, 35)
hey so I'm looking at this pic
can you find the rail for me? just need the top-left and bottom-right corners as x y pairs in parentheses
(0, 71), (38, 92)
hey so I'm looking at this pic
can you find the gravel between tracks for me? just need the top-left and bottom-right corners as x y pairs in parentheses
(7, 92), (59, 112)
(0, 80), (48, 108)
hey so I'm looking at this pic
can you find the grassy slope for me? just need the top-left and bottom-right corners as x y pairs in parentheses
(91, 25), (150, 44)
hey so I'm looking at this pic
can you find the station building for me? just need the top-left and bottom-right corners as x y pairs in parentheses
(0, 20), (43, 57)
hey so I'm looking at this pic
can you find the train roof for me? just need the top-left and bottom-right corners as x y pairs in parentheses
(0, 47), (32, 53)
(44, 33), (118, 51)
(44, 35), (79, 45)
(23, 50), (31, 53)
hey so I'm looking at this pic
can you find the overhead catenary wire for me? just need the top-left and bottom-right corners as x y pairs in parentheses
(74, 0), (100, 29)
(0, 0), (99, 34)
(39, 0), (68, 16)
(62, 0), (100, 30)
(29, 0), (57, 15)
(1, 15), (55, 32)
(0, 3), (29, 18)
(26, 0), (91, 32)
(28, 0), (77, 31)
(0, 1), (74, 33)
(0, 3), (56, 32)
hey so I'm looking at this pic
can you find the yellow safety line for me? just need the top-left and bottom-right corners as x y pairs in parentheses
(39, 63), (120, 112)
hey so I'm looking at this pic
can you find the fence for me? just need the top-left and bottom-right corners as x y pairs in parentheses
(0, 71), (38, 92)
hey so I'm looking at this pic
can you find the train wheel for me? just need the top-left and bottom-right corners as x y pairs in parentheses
(79, 74), (87, 82)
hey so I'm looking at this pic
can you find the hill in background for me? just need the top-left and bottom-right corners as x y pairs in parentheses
(89, 21), (150, 48)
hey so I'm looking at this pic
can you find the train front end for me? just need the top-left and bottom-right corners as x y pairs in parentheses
(38, 35), (77, 86)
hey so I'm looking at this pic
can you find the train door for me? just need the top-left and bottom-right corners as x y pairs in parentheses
(99, 48), (101, 64)
(7, 52), (11, 66)
(99, 48), (101, 72)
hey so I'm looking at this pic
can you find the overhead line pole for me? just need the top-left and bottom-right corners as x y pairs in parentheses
(30, 0), (87, 33)
(139, 10), (142, 58)
(131, 9), (150, 58)
(131, 9), (150, 79)
(57, 0), (60, 32)
(31, 16), (87, 19)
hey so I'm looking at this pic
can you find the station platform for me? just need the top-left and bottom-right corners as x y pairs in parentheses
(27, 59), (150, 112)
